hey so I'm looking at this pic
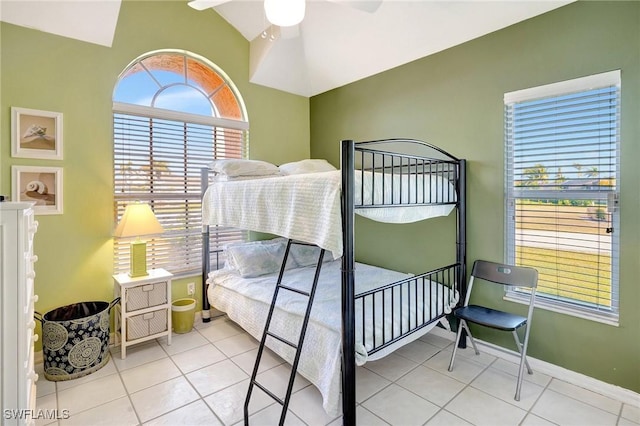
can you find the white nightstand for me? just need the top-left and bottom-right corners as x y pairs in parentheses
(113, 268), (173, 359)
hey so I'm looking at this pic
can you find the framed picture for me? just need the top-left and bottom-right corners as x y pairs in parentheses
(11, 107), (63, 160)
(12, 166), (63, 215)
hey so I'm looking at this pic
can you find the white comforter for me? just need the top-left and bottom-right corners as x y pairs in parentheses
(207, 260), (458, 416)
(202, 170), (456, 259)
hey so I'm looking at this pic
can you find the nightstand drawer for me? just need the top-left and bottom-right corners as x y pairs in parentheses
(126, 309), (168, 340)
(126, 281), (168, 311)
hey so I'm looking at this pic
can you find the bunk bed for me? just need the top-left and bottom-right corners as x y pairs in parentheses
(200, 138), (466, 424)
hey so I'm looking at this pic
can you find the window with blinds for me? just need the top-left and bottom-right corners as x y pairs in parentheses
(113, 51), (249, 277)
(504, 70), (620, 324)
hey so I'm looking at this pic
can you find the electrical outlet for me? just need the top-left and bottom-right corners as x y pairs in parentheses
(187, 282), (195, 296)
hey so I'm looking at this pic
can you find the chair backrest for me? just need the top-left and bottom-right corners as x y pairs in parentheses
(471, 260), (538, 289)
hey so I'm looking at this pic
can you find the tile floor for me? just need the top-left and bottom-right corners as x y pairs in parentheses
(35, 316), (640, 426)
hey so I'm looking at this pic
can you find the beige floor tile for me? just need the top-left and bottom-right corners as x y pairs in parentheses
(362, 383), (440, 426)
(214, 333), (259, 358)
(531, 389), (618, 426)
(60, 397), (138, 426)
(426, 350), (487, 384)
(491, 358), (552, 387)
(55, 359), (118, 391)
(363, 352), (419, 382)
(470, 366), (544, 410)
(450, 343), (498, 366)
(254, 363), (310, 398)
(397, 364), (465, 407)
(34, 393), (58, 426)
(198, 319), (245, 343)
(231, 347), (285, 375)
(289, 385), (338, 426)
(157, 329), (208, 355)
(120, 357), (181, 393)
(520, 413), (558, 426)
(445, 386), (527, 426)
(143, 399), (221, 426)
(419, 332), (455, 349)
(204, 379), (274, 425)
(424, 409), (473, 426)
(111, 340), (168, 371)
(57, 374), (127, 417)
(547, 379), (622, 415)
(186, 358), (248, 397)
(355, 366), (391, 403)
(247, 404), (306, 426)
(619, 417), (640, 426)
(622, 404), (640, 423)
(354, 406), (390, 425)
(129, 376), (200, 423)
(394, 338), (442, 364)
(171, 343), (227, 374)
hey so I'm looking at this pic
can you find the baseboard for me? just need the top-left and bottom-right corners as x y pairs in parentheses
(430, 327), (640, 406)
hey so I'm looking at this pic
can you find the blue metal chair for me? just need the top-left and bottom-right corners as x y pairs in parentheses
(448, 260), (538, 401)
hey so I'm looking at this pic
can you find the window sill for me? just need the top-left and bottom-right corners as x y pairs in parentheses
(504, 293), (619, 327)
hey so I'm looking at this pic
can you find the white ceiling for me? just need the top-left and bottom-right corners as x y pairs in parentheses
(0, 0), (122, 47)
(0, 0), (574, 97)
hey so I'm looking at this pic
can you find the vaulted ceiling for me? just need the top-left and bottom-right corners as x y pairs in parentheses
(0, 0), (574, 97)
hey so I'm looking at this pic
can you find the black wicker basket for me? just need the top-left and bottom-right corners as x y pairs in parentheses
(35, 298), (119, 381)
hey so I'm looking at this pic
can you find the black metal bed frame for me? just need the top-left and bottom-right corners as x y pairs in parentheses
(340, 139), (466, 425)
(200, 138), (466, 425)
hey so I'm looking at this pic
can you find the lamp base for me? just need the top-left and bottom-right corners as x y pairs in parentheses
(129, 241), (148, 277)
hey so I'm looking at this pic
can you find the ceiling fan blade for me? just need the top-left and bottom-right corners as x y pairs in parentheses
(187, 0), (232, 11)
(329, 0), (383, 14)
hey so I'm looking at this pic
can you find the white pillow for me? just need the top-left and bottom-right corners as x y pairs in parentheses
(279, 159), (337, 175)
(209, 159), (279, 177)
(225, 238), (296, 277)
(289, 244), (335, 267)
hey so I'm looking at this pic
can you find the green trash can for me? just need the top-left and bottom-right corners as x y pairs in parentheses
(172, 298), (196, 334)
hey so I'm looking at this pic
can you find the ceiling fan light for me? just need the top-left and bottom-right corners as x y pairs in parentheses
(264, 0), (305, 27)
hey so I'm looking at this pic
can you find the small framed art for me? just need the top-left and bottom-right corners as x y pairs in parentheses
(11, 107), (63, 160)
(12, 166), (64, 215)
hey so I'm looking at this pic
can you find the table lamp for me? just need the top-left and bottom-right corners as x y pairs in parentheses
(114, 202), (164, 277)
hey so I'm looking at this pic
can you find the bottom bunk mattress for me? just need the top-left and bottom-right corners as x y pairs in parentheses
(207, 259), (458, 416)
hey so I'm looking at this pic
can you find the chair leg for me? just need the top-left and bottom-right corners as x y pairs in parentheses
(511, 331), (532, 374)
(512, 329), (532, 401)
(463, 321), (480, 356)
(449, 319), (481, 373)
(448, 319), (465, 372)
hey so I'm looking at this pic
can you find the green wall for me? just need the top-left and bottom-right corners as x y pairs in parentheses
(1, 0), (310, 346)
(310, 1), (640, 393)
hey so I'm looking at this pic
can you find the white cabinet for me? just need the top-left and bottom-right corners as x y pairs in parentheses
(1, 202), (38, 426)
(113, 269), (172, 358)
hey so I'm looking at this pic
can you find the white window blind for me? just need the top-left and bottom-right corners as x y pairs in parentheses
(113, 109), (248, 276)
(113, 51), (249, 277)
(504, 71), (620, 322)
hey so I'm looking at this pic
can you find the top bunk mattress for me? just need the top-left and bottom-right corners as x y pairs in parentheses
(202, 170), (456, 258)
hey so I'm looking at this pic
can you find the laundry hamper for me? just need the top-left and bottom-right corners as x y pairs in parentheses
(35, 299), (119, 381)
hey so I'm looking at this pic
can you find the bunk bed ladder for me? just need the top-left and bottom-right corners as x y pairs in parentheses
(244, 239), (326, 426)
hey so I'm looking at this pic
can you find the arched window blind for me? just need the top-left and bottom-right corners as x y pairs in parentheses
(113, 51), (249, 277)
(504, 70), (620, 324)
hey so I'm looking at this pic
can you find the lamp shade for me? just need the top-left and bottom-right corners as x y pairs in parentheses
(264, 0), (305, 27)
(114, 203), (164, 238)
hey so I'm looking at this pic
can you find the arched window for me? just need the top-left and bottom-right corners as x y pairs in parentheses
(113, 50), (249, 276)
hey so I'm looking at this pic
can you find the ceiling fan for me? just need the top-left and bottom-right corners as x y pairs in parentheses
(188, 0), (383, 28)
